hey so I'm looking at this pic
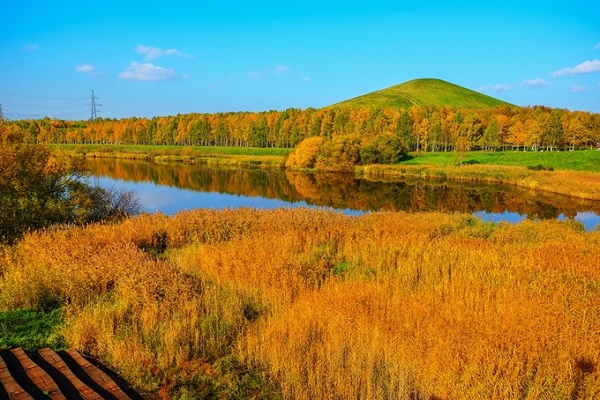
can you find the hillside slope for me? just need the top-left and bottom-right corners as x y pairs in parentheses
(330, 78), (513, 109)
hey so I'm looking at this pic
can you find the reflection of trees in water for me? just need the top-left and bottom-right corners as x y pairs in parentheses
(87, 158), (600, 220)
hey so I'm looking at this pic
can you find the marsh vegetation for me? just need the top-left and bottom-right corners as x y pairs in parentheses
(1, 209), (599, 398)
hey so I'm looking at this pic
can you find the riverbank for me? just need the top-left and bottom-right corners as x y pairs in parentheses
(53, 144), (600, 200)
(359, 164), (600, 200)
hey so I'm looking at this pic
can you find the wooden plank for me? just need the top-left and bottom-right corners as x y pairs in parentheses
(0, 355), (32, 400)
(63, 349), (131, 400)
(2, 348), (141, 400)
(38, 348), (104, 400)
(10, 348), (66, 400)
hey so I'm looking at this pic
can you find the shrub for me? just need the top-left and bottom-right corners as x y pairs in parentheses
(315, 134), (361, 172)
(360, 133), (408, 165)
(527, 164), (554, 171)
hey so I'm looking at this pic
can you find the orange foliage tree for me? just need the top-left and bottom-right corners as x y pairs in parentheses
(4, 106), (599, 153)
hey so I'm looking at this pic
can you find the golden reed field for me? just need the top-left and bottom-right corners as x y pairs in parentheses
(1, 208), (599, 399)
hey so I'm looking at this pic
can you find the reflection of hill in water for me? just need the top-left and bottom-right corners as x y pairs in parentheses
(87, 158), (600, 221)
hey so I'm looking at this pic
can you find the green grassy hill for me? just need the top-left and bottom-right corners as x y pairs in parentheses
(329, 78), (513, 109)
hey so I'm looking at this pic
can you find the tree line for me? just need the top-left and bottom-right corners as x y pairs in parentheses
(4, 105), (600, 151)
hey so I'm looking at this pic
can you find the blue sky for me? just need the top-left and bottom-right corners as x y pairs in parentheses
(1, 0), (599, 119)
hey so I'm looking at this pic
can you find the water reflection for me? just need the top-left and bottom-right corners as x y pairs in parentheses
(87, 158), (600, 230)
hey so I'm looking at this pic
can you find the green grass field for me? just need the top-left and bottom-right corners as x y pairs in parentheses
(53, 143), (292, 157)
(403, 149), (600, 172)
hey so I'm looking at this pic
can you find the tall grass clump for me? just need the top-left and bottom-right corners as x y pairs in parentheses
(1, 208), (599, 398)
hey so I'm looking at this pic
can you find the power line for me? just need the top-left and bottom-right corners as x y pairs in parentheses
(2, 101), (78, 109)
(0, 90), (87, 101)
(1, 89), (102, 121)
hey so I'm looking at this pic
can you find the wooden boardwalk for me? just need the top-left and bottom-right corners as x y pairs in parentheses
(0, 348), (144, 400)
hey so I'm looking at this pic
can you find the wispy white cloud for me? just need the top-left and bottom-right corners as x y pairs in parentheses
(249, 65), (292, 80)
(22, 44), (39, 52)
(570, 85), (589, 93)
(118, 62), (183, 82)
(136, 45), (192, 61)
(595, 42), (600, 50)
(477, 83), (512, 93)
(75, 64), (95, 75)
(274, 65), (290, 76)
(522, 78), (548, 88)
(248, 70), (263, 79)
(552, 59), (600, 77)
(303, 76), (311, 83)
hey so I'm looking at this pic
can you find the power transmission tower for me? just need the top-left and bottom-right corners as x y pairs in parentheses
(89, 90), (101, 121)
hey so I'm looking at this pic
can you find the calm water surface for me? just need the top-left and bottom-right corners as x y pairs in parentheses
(87, 159), (600, 231)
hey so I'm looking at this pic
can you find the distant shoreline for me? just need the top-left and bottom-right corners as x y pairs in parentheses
(53, 144), (600, 201)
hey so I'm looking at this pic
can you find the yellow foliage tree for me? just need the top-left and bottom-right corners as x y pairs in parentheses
(285, 136), (324, 169)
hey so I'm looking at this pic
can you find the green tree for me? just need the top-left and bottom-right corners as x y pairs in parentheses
(249, 116), (268, 147)
(458, 115), (483, 150)
(427, 110), (442, 152)
(316, 134), (361, 172)
(482, 119), (501, 151)
(360, 133), (408, 164)
(543, 109), (563, 150)
(396, 110), (413, 150)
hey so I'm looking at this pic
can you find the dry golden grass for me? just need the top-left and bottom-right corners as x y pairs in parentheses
(243, 218), (600, 399)
(1, 208), (599, 398)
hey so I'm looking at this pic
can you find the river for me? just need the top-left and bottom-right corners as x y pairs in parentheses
(87, 158), (600, 231)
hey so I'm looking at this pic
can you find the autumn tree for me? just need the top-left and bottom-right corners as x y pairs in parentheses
(455, 114), (483, 151)
(524, 117), (542, 151)
(3, 105), (599, 155)
(285, 136), (324, 169)
(0, 122), (140, 244)
(540, 109), (562, 150)
(415, 117), (430, 152)
(440, 108), (456, 151)
(493, 114), (509, 148)
(563, 112), (585, 151)
(507, 120), (527, 150)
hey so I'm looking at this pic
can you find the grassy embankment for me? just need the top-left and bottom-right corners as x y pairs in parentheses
(1, 208), (599, 399)
(52, 143), (292, 168)
(360, 150), (600, 200)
